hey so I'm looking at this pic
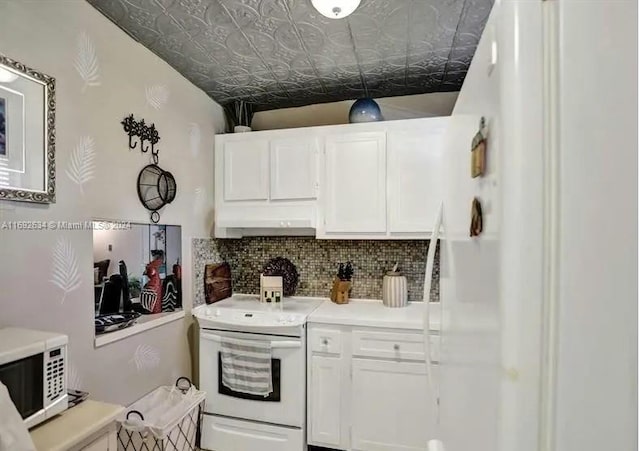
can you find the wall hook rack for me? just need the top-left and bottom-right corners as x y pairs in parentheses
(121, 114), (161, 164)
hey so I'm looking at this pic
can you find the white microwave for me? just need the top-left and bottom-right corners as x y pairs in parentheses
(0, 327), (68, 428)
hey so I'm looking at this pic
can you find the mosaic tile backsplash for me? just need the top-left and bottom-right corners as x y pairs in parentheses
(192, 237), (439, 307)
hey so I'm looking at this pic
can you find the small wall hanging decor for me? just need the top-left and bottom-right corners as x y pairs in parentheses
(121, 114), (161, 163)
(137, 164), (176, 223)
(470, 197), (483, 237)
(471, 116), (487, 178)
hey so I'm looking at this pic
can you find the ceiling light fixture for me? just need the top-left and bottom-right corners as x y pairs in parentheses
(311, 0), (361, 19)
(0, 67), (19, 83)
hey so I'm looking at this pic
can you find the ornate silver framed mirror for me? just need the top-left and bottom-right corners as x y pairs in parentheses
(0, 54), (56, 203)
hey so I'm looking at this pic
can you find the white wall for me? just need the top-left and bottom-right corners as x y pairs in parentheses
(0, 0), (224, 405)
(251, 92), (459, 130)
(553, 1), (637, 450)
(93, 225), (147, 279)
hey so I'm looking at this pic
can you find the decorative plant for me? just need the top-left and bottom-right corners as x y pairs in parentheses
(223, 100), (254, 131)
(128, 275), (142, 299)
(337, 262), (354, 281)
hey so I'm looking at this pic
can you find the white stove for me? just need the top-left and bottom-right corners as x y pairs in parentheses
(195, 294), (323, 336)
(193, 294), (324, 451)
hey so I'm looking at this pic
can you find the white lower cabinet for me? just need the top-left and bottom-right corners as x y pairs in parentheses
(308, 324), (436, 451)
(201, 414), (303, 451)
(351, 359), (431, 451)
(309, 355), (343, 447)
(79, 430), (116, 451)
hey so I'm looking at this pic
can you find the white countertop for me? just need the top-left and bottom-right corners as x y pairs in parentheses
(308, 299), (441, 331)
(30, 400), (124, 451)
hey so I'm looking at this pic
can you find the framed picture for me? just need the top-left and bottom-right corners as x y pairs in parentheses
(0, 97), (6, 156)
(0, 54), (56, 203)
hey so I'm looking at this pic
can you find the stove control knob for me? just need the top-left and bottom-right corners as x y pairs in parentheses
(278, 315), (286, 323)
(205, 308), (212, 316)
(289, 315), (296, 323)
(214, 309), (221, 317)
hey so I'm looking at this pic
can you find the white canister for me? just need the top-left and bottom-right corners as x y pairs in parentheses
(382, 270), (408, 308)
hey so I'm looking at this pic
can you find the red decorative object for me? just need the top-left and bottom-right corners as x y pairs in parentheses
(144, 258), (163, 313)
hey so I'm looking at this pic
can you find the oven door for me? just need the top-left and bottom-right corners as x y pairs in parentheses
(199, 329), (305, 428)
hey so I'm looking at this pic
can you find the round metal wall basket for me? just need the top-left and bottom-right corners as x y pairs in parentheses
(137, 164), (177, 223)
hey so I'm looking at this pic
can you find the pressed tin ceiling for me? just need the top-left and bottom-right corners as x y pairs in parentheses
(88, 0), (493, 111)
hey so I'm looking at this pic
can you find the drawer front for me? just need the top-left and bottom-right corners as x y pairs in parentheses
(309, 327), (342, 354)
(202, 414), (303, 451)
(352, 329), (437, 362)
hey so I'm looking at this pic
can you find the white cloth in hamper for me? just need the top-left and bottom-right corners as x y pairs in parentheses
(0, 382), (36, 451)
(220, 337), (273, 397)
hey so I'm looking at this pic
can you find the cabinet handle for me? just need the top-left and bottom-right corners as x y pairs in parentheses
(393, 344), (400, 351)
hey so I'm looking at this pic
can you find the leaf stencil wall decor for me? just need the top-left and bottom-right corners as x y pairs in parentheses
(189, 123), (201, 157)
(74, 32), (101, 92)
(193, 186), (204, 214)
(50, 237), (81, 303)
(66, 136), (96, 194)
(131, 344), (160, 371)
(146, 84), (169, 110)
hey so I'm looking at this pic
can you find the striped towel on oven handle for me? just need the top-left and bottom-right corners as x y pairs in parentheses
(220, 337), (273, 397)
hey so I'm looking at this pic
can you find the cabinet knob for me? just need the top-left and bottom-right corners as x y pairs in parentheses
(280, 221), (285, 227)
(393, 344), (400, 351)
(286, 221), (291, 227)
(322, 338), (328, 346)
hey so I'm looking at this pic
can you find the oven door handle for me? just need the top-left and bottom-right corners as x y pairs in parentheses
(201, 332), (301, 349)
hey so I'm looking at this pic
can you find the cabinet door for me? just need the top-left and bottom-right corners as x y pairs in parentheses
(351, 359), (434, 451)
(324, 132), (387, 233)
(387, 128), (444, 233)
(309, 355), (342, 447)
(79, 430), (116, 451)
(270, 138), (318, 200)
(223, 140), (269, 201)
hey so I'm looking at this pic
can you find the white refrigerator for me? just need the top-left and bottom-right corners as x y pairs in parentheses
(430, 1), (637, 451)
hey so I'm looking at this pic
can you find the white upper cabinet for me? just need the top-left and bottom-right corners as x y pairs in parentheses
(223, 139), (269, 201)
(323, 132), (387, 234)
(387, 125), (445, 234)
(215, 118), (447, 238)
(270, 138), (318, 201)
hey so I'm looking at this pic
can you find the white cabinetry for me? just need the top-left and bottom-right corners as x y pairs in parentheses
(214, 133), (319, 236)
(316, 118), (447, 239)
(351, 359), (431, 451)
(79, 429), (117, 451)
(323, 132), (387, 234)
(270, 137), (318, 200)
(223, 139), (269, 201)
(307, 322), (438, 451)
(214, 118), (447, 238)
(309, 355), (343, 447)
(387, 125), (444, 234)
